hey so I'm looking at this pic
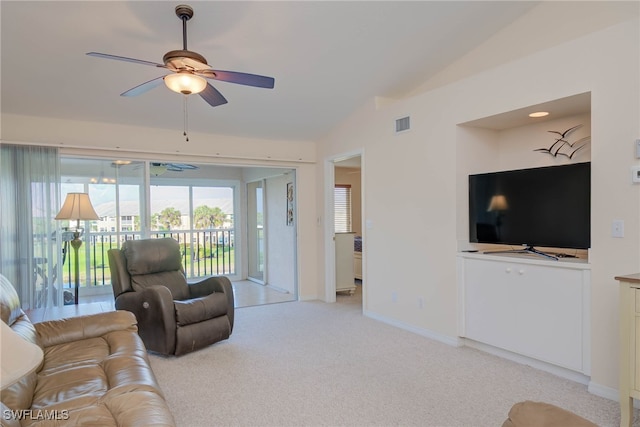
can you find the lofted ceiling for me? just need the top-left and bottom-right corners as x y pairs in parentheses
(1, 1), (540, 143)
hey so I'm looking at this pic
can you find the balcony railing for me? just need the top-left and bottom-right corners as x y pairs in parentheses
(59, 229), (235, 290)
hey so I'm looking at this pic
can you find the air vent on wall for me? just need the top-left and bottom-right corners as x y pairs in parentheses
(395, 116), (411, 134)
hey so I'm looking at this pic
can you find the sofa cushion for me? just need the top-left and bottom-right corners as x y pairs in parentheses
(174, 292), (228, 326)
(22, 328), (174, 426)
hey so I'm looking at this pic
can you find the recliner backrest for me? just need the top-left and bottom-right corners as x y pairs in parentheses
(121, 238), (189, 300)
(108, 249), (132, 297)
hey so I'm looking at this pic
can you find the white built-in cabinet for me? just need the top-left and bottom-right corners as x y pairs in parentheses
(335, 233), (356, 295)
(457, 253), (591, 375)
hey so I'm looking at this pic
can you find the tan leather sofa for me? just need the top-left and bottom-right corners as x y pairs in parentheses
(0, 274), (175, 427)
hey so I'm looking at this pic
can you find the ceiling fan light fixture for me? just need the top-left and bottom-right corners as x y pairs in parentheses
(150, 164), (167, 176)
(164, 72), (206, 95)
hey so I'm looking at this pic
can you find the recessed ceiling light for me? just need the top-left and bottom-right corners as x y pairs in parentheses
(529, 111), (549, 118)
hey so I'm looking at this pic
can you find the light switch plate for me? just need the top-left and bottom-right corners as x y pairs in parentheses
(636, 139), (640, 158)
(632, 165), (640, 183)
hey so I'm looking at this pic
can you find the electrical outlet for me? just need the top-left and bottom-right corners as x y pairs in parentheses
(612, 219), (625, 238)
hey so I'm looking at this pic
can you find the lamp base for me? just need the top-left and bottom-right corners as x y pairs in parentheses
(70, 234), (82, 305)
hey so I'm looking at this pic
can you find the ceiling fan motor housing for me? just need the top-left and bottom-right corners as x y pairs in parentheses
(163, 50), (208, 69)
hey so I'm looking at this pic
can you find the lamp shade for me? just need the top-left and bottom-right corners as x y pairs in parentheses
(164, 72), (207, 95)
(1, 321), (43, 389)
(487, 195), (509, 212)
(55, 193), (100, 221)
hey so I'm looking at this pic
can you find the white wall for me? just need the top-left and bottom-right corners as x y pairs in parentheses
(318, 16), (639, 396)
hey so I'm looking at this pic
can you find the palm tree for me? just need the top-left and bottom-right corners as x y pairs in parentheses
(157, 207), (182, 230)
(193, 205), (226, 229)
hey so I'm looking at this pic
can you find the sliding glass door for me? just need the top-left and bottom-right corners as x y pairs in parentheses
(247, 180), (265, 283)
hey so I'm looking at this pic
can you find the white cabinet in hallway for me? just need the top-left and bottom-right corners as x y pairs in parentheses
(335, 233), (356, 295)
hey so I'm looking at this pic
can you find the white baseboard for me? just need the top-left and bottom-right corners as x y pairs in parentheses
(362, 309), (462, 347)
(461, 338), (590, 385)
(589, 382), (640, 408)
(587, 381), (618, 401)
(265, 284), (291, 294)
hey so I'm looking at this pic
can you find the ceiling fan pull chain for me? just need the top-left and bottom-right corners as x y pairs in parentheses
(183, 95), (189, 142)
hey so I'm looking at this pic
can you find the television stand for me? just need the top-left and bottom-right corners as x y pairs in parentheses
(483, 245), (558, 261)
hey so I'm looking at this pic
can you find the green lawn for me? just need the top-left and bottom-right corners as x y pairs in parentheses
(61, 242), (235, 288)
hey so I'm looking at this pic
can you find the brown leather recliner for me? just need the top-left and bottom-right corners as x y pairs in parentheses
(108, 237), (234, 356)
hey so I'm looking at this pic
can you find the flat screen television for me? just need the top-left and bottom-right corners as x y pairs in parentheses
(468, 162), (590, 255)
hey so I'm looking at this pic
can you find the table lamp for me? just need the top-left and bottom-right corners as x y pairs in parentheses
(55, 193), (99, 304)
(1, 321), (43, 389)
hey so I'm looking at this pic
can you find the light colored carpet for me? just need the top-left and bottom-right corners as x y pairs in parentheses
(149, 290), (637, 427)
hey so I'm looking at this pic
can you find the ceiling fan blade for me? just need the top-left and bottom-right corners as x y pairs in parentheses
(87, 52), (167, 69)
(168, 163), (199, 170)
(198, 70), (275, 89)
(199, 83), (228, 107)
(120, 76), (166, 97)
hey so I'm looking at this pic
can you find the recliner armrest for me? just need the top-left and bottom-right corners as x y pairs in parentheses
(187, 276), (234, 332)
(115, 286), (177, 355)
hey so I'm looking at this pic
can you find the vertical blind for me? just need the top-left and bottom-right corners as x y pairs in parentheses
(334, 185), (352, 233)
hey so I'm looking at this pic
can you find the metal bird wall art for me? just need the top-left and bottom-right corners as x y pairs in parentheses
(534, 124), (591, 159)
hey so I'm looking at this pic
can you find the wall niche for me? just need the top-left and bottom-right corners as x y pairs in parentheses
(455, 91), (591, 254)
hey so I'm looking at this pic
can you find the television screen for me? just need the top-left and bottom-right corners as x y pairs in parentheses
(469, 162), (590, 250)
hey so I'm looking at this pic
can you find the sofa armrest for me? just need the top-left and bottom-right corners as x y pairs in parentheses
(35, 310), (137, 348)
(188, 276), (234, 332)
(115, 286), (177, 355)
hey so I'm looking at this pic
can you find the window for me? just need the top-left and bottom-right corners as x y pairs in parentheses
(334, 185), (352, 233)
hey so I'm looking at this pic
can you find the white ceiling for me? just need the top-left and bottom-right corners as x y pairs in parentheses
(1, 1), (540, 143)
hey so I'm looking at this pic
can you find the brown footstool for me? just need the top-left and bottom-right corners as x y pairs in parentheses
(503, 401), (598, 427)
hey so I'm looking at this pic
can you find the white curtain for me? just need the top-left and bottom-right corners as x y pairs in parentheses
(0, 144), (62, 309)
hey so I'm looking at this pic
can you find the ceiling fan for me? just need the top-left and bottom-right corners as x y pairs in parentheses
(128, 162), (199, 176)
(149, 162), (198, 176)
(87, 4), (275, 108)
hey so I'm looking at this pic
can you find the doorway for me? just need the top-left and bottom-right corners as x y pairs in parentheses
(325, 151), (363, 306)
(243, 170), (297, 306)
